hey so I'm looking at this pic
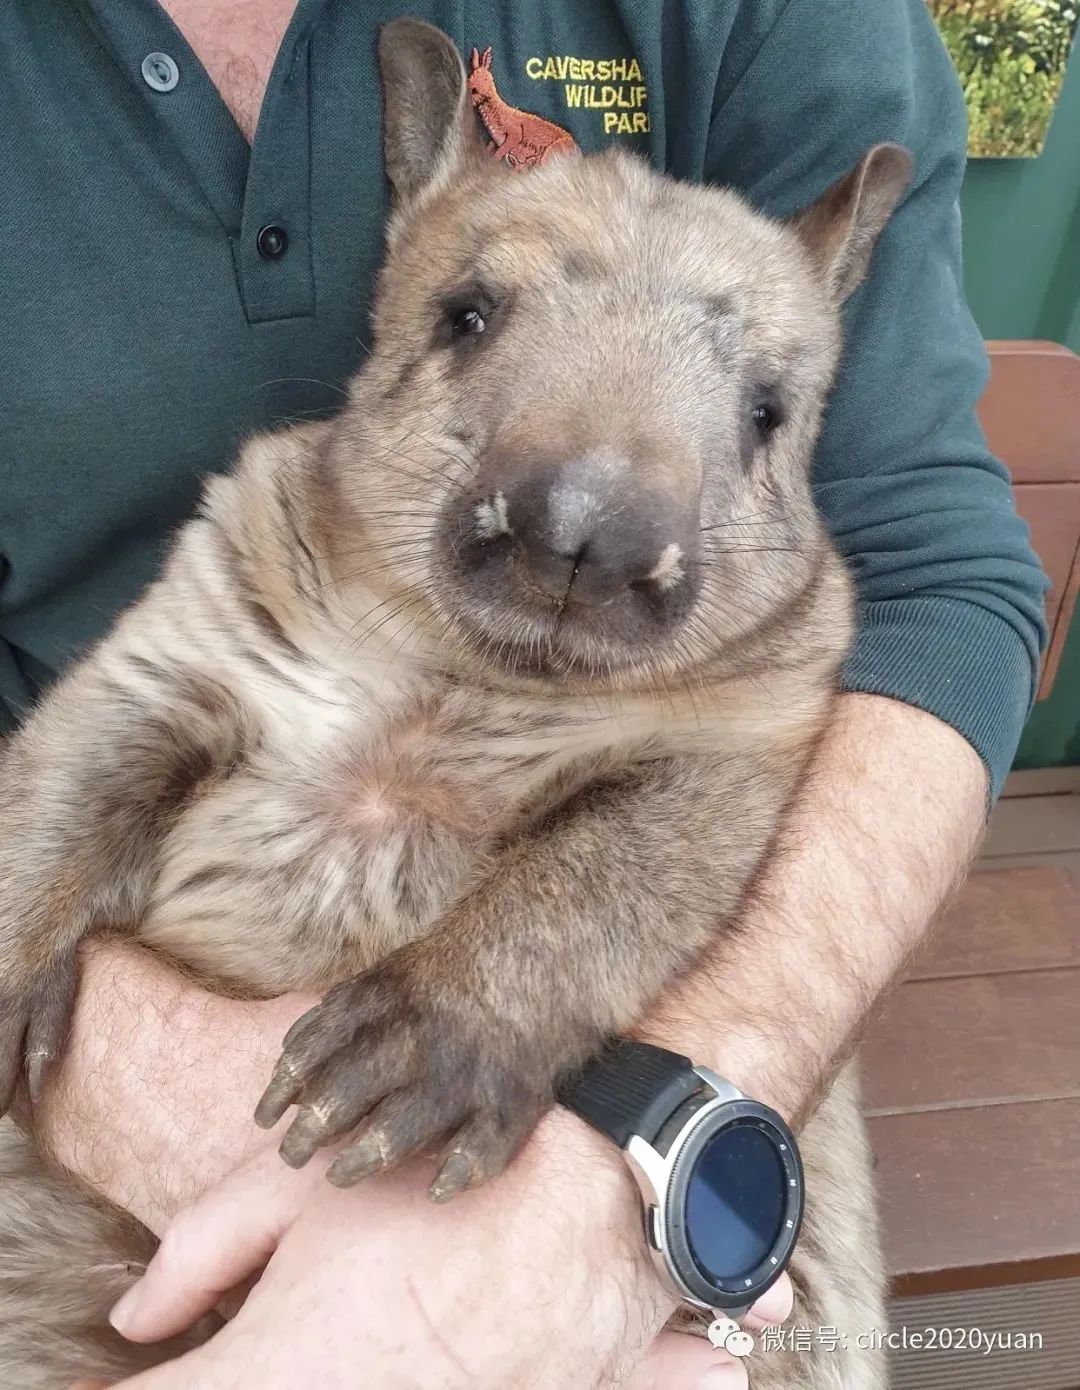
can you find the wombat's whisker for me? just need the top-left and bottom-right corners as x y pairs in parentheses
(698, 510), (787, 532)
(351, 509), (428, 523)
(384, 422), (477, 482)
(357, 534), (431, 552)
(368, 456), (454, 494)
(366, 591), (432, 654)
(333, 585), (425, 654)
(386, 583), (447, 652)
(704, 544), (805, 556)
(255, 376), (351, 398)
(698, 524), (791, 537)
(413, 438), (479, 482)
(231, 546), (423, 598)
(377, 457), (468, 501)
(326, 559), (429, 596)
(717, 572), (796, 613)
(342, 600), (420, 662)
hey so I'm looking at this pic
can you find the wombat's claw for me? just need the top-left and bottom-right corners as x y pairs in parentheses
(426, 1114), (529, 1202)
(253, 1054), (303, 1131)
(0, 947), (79, 1111)
(325, 1108), (529, 1201)
(429, 1149), (473, 1202)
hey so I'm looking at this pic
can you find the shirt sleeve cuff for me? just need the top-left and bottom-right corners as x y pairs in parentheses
(841, 596), (1038, 802)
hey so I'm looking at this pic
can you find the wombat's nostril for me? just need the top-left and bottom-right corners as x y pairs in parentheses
(474, 492), (511, 541)
(645, 543), (686, 592)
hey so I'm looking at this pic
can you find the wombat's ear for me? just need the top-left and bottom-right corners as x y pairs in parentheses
(379, 19), (484, 208)
(793, 144), (912, 303)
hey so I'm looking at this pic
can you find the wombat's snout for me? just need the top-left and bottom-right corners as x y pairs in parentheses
(487, 457), (689, 605)
(443, 446), (700, 663)
(474, 450), (694, 604)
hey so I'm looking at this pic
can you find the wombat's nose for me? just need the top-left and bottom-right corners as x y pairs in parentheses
(490, 461), (689, 605)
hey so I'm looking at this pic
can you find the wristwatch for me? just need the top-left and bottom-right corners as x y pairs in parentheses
(557, 1040), (803, 1319)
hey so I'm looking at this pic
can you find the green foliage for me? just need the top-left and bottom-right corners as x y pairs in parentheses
(930, 0), (1079, 156)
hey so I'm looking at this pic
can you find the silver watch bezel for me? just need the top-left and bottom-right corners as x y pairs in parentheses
(624, 1068), (803, 1316)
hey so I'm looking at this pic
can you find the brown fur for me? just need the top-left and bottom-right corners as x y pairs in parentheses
(0, 20), (910, 1386)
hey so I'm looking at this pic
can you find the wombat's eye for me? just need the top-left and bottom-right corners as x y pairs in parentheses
(439, 283), (500, 347)
(751, 403), (780, 435)
(451, 308), (487, 339)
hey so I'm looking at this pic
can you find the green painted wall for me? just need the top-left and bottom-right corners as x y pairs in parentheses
(962, 49), (1080, 350)
(959, 53), (1080, 768)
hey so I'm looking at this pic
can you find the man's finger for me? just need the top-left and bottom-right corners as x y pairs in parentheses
(108, 1151), (302, 1344)
(743, 1270), (794, 1331)
(623, 1271), (792, 1388)
(625, 1331), (748, 1389)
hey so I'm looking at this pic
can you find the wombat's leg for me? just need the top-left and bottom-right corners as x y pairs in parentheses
(0, 618), (247, 1111)
(255, 749), (808, 1195)
(746, 1066), (888, 1390)
(0, 1120), (215, 1388)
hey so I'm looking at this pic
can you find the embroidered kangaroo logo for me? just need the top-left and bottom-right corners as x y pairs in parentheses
(468, 46), (579, 169)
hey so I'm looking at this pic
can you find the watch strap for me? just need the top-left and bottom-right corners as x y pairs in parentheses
(557, 1039), (706, 1147)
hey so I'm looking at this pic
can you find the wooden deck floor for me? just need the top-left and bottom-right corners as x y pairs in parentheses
(861, 787), (1080, 1295)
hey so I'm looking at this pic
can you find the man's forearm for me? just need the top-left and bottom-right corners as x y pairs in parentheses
(32, 945), (313, 1233)
(640, 692), (988, 1121)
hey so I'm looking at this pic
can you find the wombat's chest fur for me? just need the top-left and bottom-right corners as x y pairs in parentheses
(138, 650), (659, 997)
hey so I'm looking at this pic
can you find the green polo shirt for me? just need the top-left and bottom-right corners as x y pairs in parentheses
(1, 0), (1047, 795)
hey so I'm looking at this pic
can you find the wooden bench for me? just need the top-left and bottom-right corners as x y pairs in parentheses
(859, 342), (1080, 1388)
(979, 342), (1080, 699)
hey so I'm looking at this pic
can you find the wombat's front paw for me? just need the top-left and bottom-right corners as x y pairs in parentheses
(255, 945), (554, 1200)
(0, 948), (79, 1111)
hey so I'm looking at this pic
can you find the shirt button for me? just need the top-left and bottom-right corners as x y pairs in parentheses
(141, 52), (179, 92)
(256, 224), (289, 260)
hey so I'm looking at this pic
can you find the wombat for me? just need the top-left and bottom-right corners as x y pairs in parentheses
(0, 19), (910, 1388)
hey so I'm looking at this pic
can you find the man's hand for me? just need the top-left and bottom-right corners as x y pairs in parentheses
(93, 1108), (787, 1390)
(40, 943), (785, 1388)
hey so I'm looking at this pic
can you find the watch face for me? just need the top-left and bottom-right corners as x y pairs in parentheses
(661, 1101), (803, 1309)
(684, 1121), (787, 1282)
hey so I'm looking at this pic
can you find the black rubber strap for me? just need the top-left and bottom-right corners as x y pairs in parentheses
(557, 1039), (706, 1148)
